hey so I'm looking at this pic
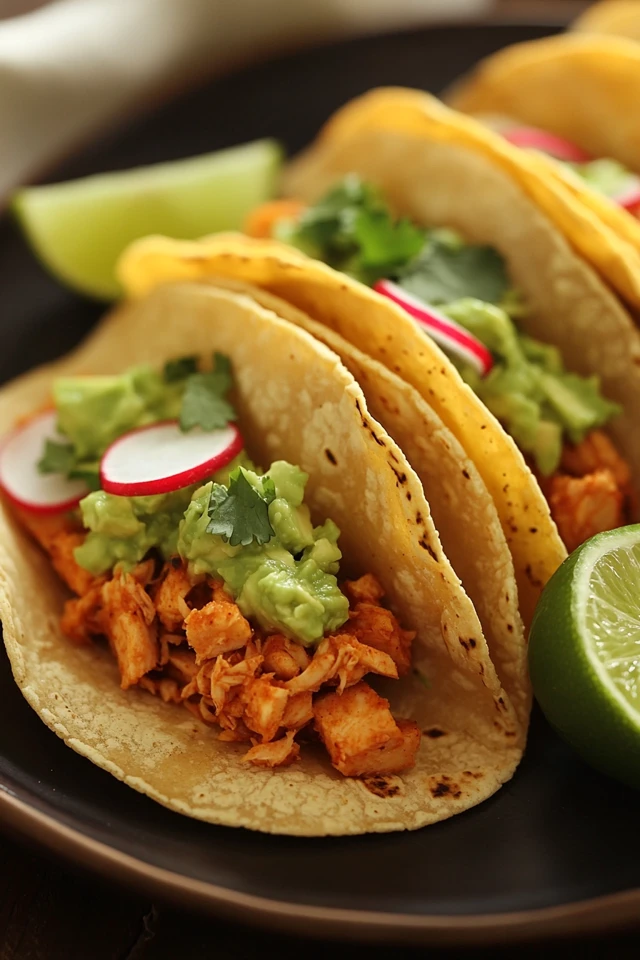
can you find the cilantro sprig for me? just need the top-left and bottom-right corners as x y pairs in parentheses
(163, 355), (199, 382)
(278, 175), (424, 284)
(279, 175), (510, 306)
(38, 439), (77, 476)
(206, 468), (275, 546)
(171, 352), (237, 433)
(397, 237), (510, 306)
(37, 440), (100, 490)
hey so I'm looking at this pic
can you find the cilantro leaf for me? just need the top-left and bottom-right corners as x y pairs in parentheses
(260, 475), (276, 505)
(206, 469), (275, 546)
(179, 366), (236, 433)
(211, 352), (232, 392)
(69, 461), (101, 491)
(353, 209), (424, 280)
(398, 240), (509, 306)
(38, 440), (77, 475)
(163, 355), (199, 382)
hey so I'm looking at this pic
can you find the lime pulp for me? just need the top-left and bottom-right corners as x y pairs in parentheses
(12, 138), (283, 301)
(529, 524), (640, 789)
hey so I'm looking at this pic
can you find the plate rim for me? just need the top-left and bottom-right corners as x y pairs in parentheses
(2, 785), (639, 946)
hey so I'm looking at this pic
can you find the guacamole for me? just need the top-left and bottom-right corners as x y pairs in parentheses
(40, 355), (350, 646)
(276, 176), (621, 474)
(566, 157), (639, 207)
(178, 463), (348, 644)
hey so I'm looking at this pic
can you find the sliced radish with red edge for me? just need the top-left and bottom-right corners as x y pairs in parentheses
(100, 420), (244, 496)
(374, 279), (493, 377)
(0, 410), (89, 514)
(503, 126), (591, 164)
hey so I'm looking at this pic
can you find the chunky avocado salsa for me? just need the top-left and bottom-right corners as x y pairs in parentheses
(10, 352), (420, 776)
(252, 176), (631, 551)
(39, 354), (347, 644)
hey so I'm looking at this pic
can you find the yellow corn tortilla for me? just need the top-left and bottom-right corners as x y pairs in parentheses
(118, 91), (640, 624)
(119, 232), (562, 629)
(0, 281), (523, 836)
(206, 276), (529, 731)
(447, 37), (640, 308)
(573, 1), (640, 42)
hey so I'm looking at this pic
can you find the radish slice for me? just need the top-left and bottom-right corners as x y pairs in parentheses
(374, 279), (493, 377)
(503, 126), (592, 164)
(0, 410), (89, 514)
(100, 420), (244, 496)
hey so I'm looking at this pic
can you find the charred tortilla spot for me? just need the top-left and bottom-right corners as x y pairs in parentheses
(529, 527), (538, 534)
(507, 623), (514, 633)
(406, 491), (412, 501)
(469, 638), (477, 648)
(415, 511), (422, 524)
(459, 637), (469, 651)
(362, 775), (401, 799)
(325, 448), (337, 465)
(425, 727), (446, 738)
(391, 467), (407, 485)
(431, 779), (460, 799)
(525, 564), (544, 589)
(462, 469), (470, 480)
(419, 536), (438, 562)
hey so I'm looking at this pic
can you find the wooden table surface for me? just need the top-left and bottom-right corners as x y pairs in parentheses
(1, 827), (638, 959)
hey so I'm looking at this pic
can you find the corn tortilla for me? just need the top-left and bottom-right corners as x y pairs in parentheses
(447, 37), (640, 308)
(0, 282), (522, 836)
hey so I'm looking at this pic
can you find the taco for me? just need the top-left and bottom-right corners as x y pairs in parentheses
(0, 280), (524, 836)
(574, 1), (640, 43)
(446, 35), (640, 310)
(117, 89), (640, 626)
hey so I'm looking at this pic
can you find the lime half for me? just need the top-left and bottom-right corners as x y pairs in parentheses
(12, 138), (283, 300)
(530, 524), (640, 789)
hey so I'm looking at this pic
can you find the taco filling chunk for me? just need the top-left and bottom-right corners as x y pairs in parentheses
(246, 176), (631, 552)
(3, 353), (421, 776)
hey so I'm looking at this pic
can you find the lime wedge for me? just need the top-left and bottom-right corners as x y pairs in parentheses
(12, 139), (283, 301)
(529, 525), (640, 789)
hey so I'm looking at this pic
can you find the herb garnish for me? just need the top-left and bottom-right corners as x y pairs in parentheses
(179, 353), (236, 433)
(206, 468), (275, 546)
(279, 175), (510, 303)
(38, 439), (77, 476)
(163, 355), (199, 382)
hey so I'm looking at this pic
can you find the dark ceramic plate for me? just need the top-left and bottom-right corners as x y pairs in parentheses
(1, 20), (639, 948)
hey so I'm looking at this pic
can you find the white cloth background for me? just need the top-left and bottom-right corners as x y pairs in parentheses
(0, 0), (491, 199)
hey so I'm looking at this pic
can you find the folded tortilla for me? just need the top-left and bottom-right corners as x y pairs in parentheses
(574, 2), (640, 45)
(118, 89), (640, 631)
(446, 37), (640, 310)
(0, 281), (523, 836)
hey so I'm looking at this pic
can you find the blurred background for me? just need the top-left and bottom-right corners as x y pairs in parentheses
(0, 0), (595, 198)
